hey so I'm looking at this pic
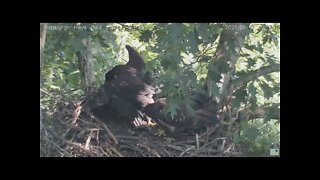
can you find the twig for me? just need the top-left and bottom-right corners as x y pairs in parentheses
(99, 122), (118, 144)
(99, 147), (110, 157)
(196, 134), (199, 149)
(47, 127), (95, 156)
(220, 139), (226, 151)
(117, 135), (141, 141)
(64, 141), (95, 157)
(163, 148), (173, 157)
(138, 144), (161, 157)
(174, 140), (203, 146)
(40, 88), (54, 97)
(167, 145), (184, 152)
(199, 123), (220, 139)
(88, 113), (118, 145)
(232, 64), (280, 91)
(41, 137), (72, 157)
(195, 137), (227, 153)
(71, 103), (82, 125)
(178, 146), (195, 157)
(85, 129), (97, 150)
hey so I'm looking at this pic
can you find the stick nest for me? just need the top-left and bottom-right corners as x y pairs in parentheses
(40, 98), (241, 157)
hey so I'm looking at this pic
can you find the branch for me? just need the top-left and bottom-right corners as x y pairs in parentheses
(236, 105), (280, 121)
(232, 64), (280, 90)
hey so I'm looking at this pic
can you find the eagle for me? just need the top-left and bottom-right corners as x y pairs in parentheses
(97, 45), (156, 125)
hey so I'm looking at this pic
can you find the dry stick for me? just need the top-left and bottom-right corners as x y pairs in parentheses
(163, 148), (173, 157)
(84, 130), (95, 150)
(154, 141), (173, 157)
(178, 146), (195, 157)
(101, 144), (113, 155)
(121, 144), (146, 157)
(204, 137), (227, 147)
(88, 113), (118, 145)
(121, 140), (147, 156)
(199, 123), (221, 139)
(224, 143), (236, 155)
(64, 141), (96, 157)
(99, 147), (110, 157)
(47, 127), (95, 156)
(167, 145), (184, 152)
(199, 150), (224, 155)
(40, 88), (54, 97)
(204, 127), (209, 144)
(155, 119), (175, 133)
(194, 137), (227, 155)
(96, 129), (100, 144)
(138, 144), (161, 157)
(117, 135), (141, 141)
(62, 128), (72, 139)
(71, 103), (82, 125)
(100, 122), (118, 144)
(196, 134), (199, 149)
(174, 140), (196, 146)
(41, 137), (72, 157)
(109, 146), (123, 157)
(78, 118), (99, 125)
(220, 139), (226, 152)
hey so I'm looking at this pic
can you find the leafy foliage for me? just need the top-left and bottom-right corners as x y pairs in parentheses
(235, 119), (280, 156)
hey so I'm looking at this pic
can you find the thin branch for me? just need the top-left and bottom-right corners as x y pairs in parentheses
(138, 144), (161, 157)
(178, 146), (195, 157)
(40, 88), (54, 97)
(232, 64), (280, 90)
(93, 117), (118, 145)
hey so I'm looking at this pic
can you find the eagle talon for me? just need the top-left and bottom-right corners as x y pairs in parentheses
(147, 118), (157, 126)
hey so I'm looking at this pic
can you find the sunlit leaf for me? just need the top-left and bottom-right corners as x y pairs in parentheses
(49, 85), (60, 90)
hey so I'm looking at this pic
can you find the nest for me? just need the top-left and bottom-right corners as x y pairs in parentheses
(40, 98), (241, 157)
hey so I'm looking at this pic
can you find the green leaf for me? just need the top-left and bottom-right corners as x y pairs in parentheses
(262, 35), (268, 45)
(266, 53), (277, 65)
(233, 86), (247, 108)
(244, 44), (256, 52)
(257, 42), (264, 54)
(140, 30), (153, 42)
(264, 104), (279, 122)
(163, 96), (181, 117)
(247, 58), (255, 69)
(263, 74), (273, 82)
(200, 55), (211, 62)
(184, 97), (196, 116)
(242, 53), (251, 57)
(259, 82), (273, 99)
(248, 83), (258, 108)
(235, 71), (247, 78)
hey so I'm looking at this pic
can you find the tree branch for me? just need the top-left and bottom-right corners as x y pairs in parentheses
(232, 64), (280, 90)
(235, 105), (280, 121)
